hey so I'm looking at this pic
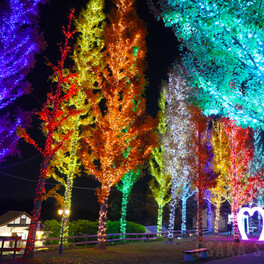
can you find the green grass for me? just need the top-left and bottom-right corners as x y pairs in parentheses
(1, 235), (264, 263)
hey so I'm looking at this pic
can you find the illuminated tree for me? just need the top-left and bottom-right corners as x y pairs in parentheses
(222, 118), (263, 242)
(81, 0), (156, 249)
(154, 0), (264, 129)
(45, 0), (106, 242)
(17, 11), (78, 258)
(116, 169), (140, 239)
(161, 64), (193, 242)
(189, 106), (217, 247)
(210, 119), (230, 234)
(0, 0), (45, 162)
(148, 88), (171, 237)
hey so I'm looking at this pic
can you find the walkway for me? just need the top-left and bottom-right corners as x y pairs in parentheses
(206, 250), (264, 264)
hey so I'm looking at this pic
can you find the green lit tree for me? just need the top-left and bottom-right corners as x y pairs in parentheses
(149, 89), (171, 236)
(116, 169), (140, 239)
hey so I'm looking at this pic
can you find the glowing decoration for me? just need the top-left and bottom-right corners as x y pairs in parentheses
(205, 190), (213, 232)
(189, 106), (217, 248)
(210, 119), (231, 234)
(238, 207), (264, 241)
(81, 0), (156, 249)
(221, 118), (263, 242)
(116, 169), (140, 239)
(0, 0), (45, 162)
(45, 0), (106, 244)
(154, 0), (264, 129)
(18, 11), (78, 258)
(161, 65), (193, 242)
(148, 88), (171, 237)
(180, 181), (194, 233)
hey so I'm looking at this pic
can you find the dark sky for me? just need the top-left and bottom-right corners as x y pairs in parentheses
(0, 0), (179, 221)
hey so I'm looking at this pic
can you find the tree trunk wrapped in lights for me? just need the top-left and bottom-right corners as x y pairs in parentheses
(205, 190), (213, 232)
(17, 11), (78, 258)
(44, 0), (106, 243)
(180, 181), (193, 234)
(0, 0), (45, 163)
(161, 64), (193, 243)
(149, 88), (171, 237)
(189, 107), (217, 248)
(81, 0), (156, 249)
(116, 169), (140, 239)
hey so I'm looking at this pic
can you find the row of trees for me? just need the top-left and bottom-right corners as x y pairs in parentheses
(3, 0), (264, 257)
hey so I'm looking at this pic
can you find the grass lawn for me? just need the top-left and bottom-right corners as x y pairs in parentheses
(1, 234), (264, 264)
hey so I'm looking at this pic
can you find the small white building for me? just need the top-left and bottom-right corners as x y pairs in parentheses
(0, 211), (32, 240)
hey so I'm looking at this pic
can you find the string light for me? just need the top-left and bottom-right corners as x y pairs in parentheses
(19, 10), (78, 258)
(81, 0), (156, 249)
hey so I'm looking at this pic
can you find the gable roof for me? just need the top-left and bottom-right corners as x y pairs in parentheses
(0, 211), (31, 227)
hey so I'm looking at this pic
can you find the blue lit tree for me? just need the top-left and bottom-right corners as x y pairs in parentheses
(153, 0), (264, 129)
(0, 0), (45, 162)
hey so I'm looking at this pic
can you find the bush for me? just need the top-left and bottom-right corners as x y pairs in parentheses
(69, 219), (98, 243)
(43, 219), (61, 245)
(106, 220), (145, 239)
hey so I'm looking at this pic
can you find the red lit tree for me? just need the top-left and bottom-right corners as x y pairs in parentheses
(17, 11), (78, 258)
(189, 106), (217, 247)
(221, 118), (263, 242)
(81, 0), (156, 249)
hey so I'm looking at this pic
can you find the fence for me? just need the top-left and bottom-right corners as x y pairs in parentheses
(17, 229), (208, 250)
(7, 229), (209, 253)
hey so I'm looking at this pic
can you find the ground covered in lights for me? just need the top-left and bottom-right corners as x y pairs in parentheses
(1, 235), (264, 264)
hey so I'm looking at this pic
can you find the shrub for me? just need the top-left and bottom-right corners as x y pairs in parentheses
(43, 219), (61, 245)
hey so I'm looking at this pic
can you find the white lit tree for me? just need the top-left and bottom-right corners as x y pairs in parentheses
(161, 64), (193, 242)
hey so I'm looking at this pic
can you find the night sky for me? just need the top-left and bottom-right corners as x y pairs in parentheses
(0, 0), (179, 223)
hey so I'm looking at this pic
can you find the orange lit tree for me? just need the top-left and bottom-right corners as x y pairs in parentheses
(17, 11), (78, 258)
(190, 107), (217, 247)
(81, 0), (156, 249)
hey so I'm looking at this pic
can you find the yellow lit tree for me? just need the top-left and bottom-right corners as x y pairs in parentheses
(210, 119), (230, 234)
(81, 0), (156, 249)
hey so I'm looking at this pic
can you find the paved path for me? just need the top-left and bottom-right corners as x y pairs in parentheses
(205, 250), (264, 264)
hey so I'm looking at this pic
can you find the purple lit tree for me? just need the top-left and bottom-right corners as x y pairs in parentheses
(0, 0), (45, 162)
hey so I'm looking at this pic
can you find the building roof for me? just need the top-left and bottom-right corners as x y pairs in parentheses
(0, 211), (31, 227)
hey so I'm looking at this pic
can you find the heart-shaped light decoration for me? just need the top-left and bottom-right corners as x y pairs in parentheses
(237, 206), (264, 241)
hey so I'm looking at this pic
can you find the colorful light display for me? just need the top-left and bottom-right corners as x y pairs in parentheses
(116, 169), (140, 239)
(161, 65), (193, 242)
(238, 207), (264, 241)
(189, 106), (217, 247)
(221, 118), (263, 242)
(149, 88), (171, 237)
(0, 0), (45, 162)
(210, 119), (231, 234)
(18, 11), (78, 258)
(156, 0), (264, 129)
(46, 0), (106, 243)
(81, 0), (156, 249)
